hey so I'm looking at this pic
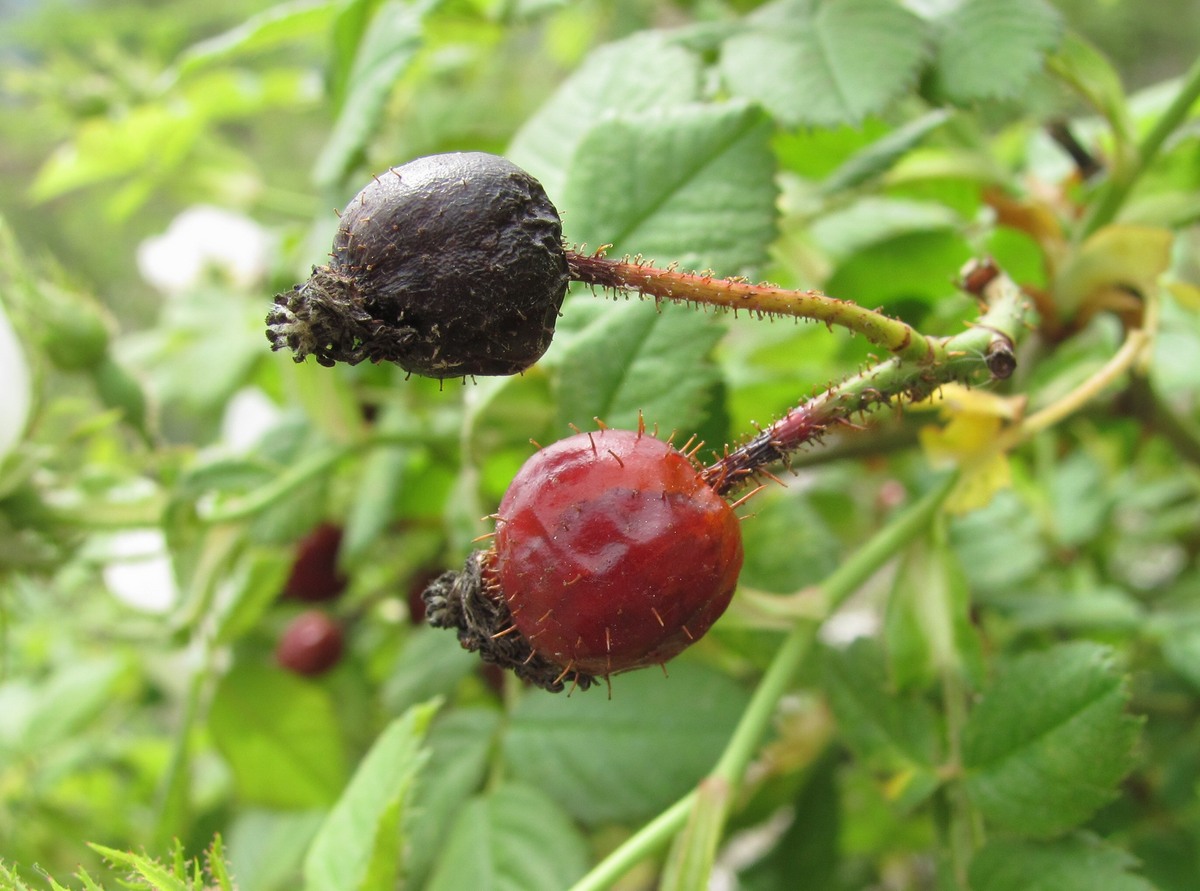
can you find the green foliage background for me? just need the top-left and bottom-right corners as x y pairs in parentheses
(1, 1), (1200, 889)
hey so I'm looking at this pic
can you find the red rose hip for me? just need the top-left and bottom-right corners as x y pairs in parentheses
(492, 428), (743, 677)
(422, 425), (744, 691)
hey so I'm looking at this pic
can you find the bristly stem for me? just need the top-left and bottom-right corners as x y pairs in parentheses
(566, 249), (936, 364)
(702, 260), (1029, 495)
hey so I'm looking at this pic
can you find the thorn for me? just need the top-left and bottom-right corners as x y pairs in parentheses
(651, 607), (665, 627)
(607, 449), (625, 468)
(529, 438), (543, 450)
(729, 485), (767, 511)
(552, 662), (576, 687)
(594, 417), (608, 430)
(490, 625), (520, 639)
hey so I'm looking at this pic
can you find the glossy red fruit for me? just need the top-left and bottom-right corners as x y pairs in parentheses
(282, 523), (348, 602)
(276, 610), (345, 676)
(489, 427), (743, 678)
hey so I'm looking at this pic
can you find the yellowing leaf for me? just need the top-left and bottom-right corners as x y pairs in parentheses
(918, 384), (1025, 512)
(1054, 224), (1173, 320)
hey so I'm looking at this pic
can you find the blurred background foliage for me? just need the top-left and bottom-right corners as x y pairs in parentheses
(1, 0), (1200, 888)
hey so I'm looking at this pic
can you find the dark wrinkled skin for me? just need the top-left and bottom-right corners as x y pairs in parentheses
(267, 152), (569, 378)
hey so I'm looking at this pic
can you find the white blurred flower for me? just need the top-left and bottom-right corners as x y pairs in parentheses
(0, 300), (32, 461)
(101, 529), (179, 614)
(220, 387), (282, 452)
(137, 206), (270, 296)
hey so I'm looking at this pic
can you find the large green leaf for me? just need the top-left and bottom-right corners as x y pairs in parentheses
(548, 101), (776, 434)
(962, 642), (1142, 836)
(969, 834), (1156, 891)
(423, 783), (589, 891)
(302, 700), (439, 891)
(924, 0), (1063, 104)
(719, 0), (928, 127)
(561, 102), (777, 271)
(209, 664), (347, 809)
(508, 31), (704, 198)
(502, 661), (750, 825)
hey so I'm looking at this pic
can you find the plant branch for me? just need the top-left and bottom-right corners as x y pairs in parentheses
(702, 262), (1029, 494)
(567, 473), (958, 891)
(566, 249), (937, 363)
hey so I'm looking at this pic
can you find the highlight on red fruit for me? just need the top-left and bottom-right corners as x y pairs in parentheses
(276, 609), (345, 676)
(422, 423), (744, 692)
(282, 522), (348, 602)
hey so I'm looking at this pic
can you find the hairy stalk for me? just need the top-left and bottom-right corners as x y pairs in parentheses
(702, 261), (1029, 495)
(566, 249), (936, 363)
(568, 473), (959, 891)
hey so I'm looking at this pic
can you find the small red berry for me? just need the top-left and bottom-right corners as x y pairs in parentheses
(276, 609), (345, 676)
(491, 428), (743, 677)
(282, 523), (348, 602)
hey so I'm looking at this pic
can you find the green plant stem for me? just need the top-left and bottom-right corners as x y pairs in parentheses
(568, 473), (958, 891)
(566, 249), (937, 363)
(1081, 52), (1200, 238)
(200, 429), (434, 523)
(703, 262), (1028, 494)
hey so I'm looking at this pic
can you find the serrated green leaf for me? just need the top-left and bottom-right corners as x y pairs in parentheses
(821, 109), (954, 195)
(561, 102), (777, 272)
(89, 845), (188, 891)
(926, 0), (1062, 104)
(719, 0), (928, 127)
(550, 301), (725, 435)
(406, 708), (503, 889)
(508, 31), (704, 199)
(209, 664), (347, 808)
(550, 101), (776, 435)
(962, 642), (1141, 836)
(969, 834), (1156, 891)
(424, 783), (588, 891)
(821, 638), (940, 784)
(302, 700), (439, 891)
(312, 0), (435, 188)
(502, 662), (750, 825)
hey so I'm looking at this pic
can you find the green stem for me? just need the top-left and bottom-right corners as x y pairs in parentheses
(567, 250), (936, 363)
(568, 473), (958, 891)
(704, 263), (1027, 494)
(1081, 52), (1200, 238)
(200, 429), (434, 524)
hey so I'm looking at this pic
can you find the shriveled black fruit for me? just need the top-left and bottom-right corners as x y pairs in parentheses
(266, 152), (569, 378)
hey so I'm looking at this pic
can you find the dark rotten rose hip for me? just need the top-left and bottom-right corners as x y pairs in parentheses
(266, 152), (569, 378)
